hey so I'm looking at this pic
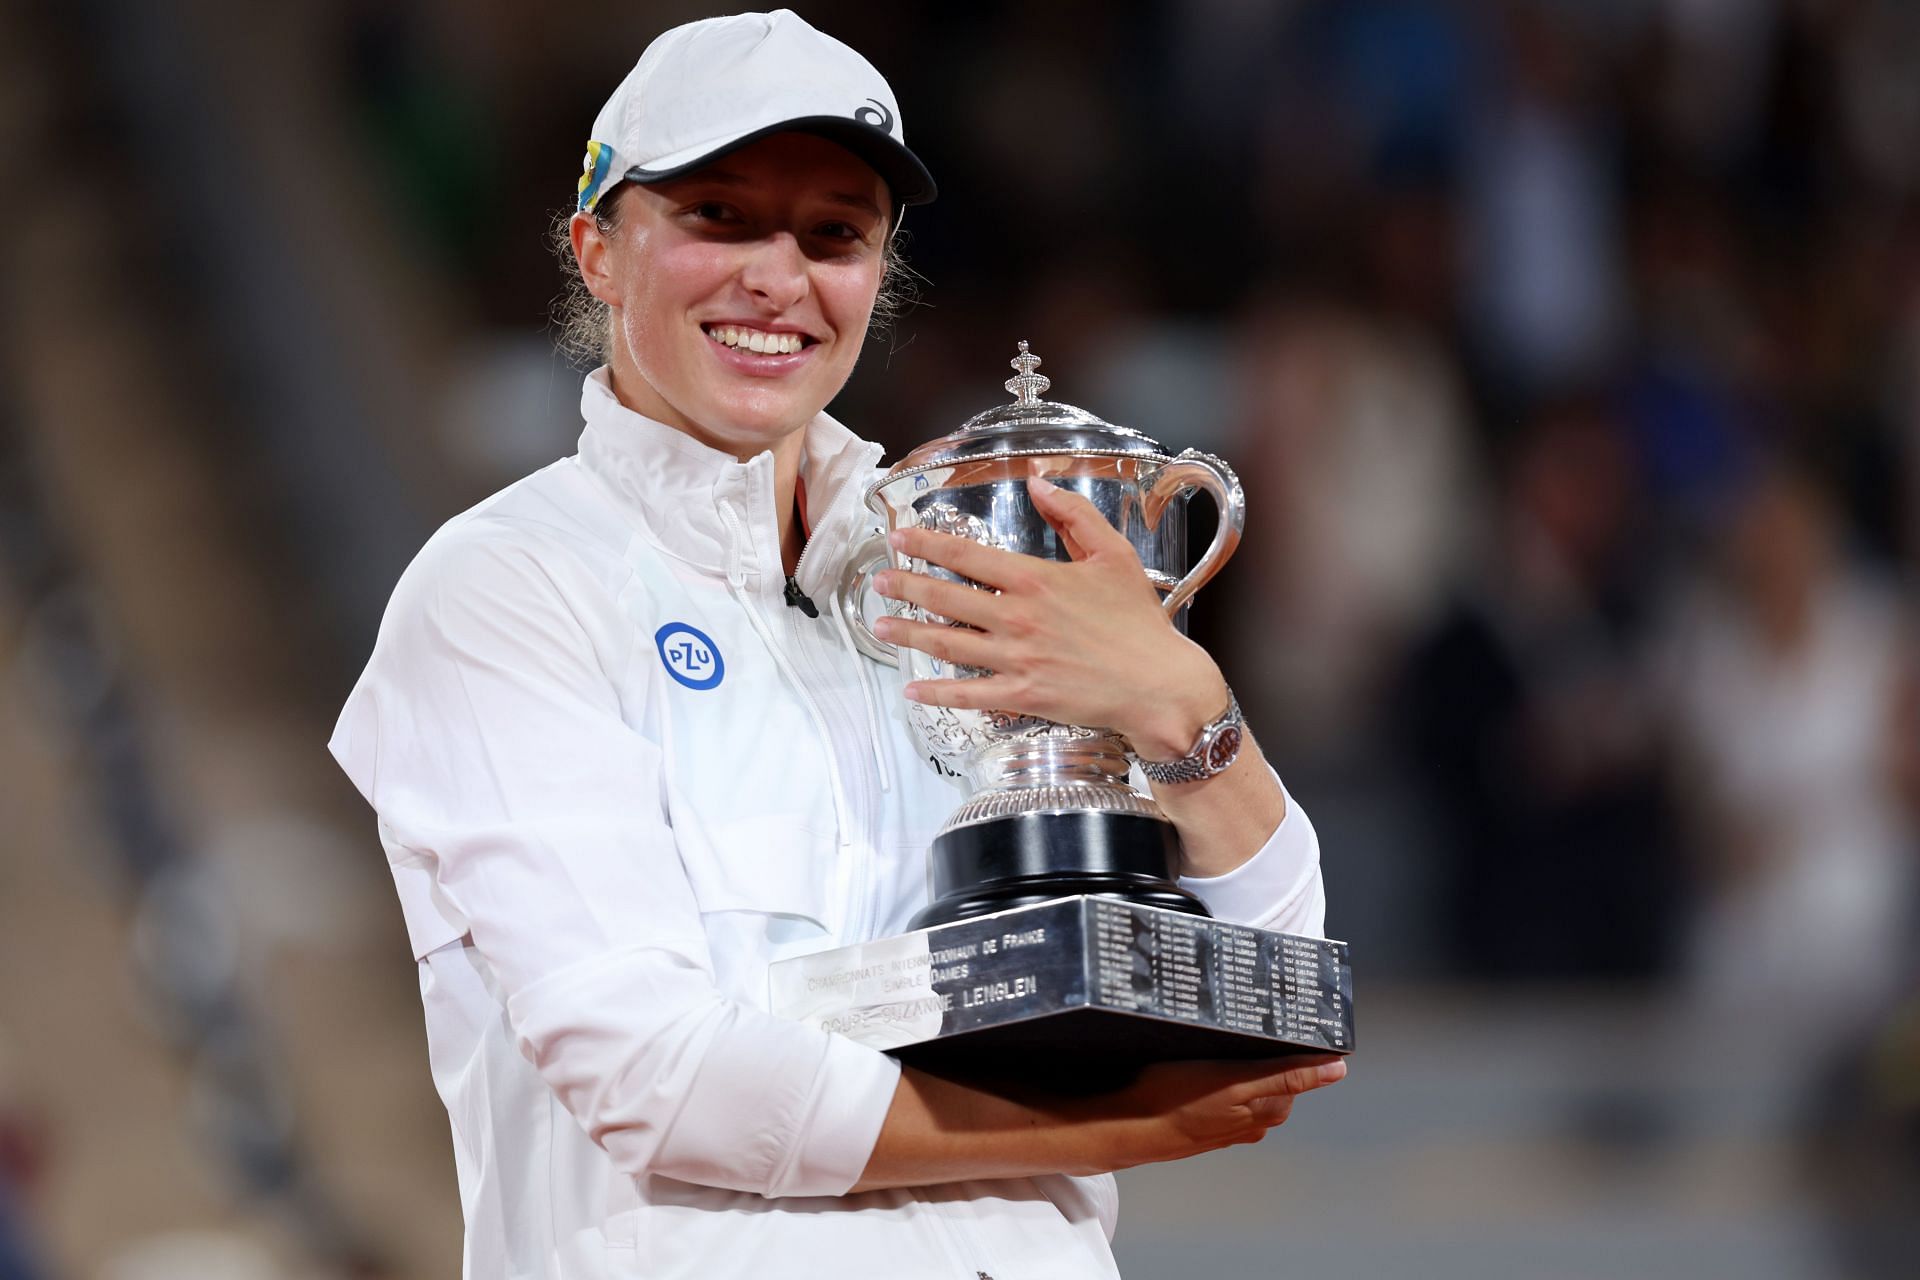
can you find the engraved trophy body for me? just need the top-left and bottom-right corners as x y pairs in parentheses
(837, 343), (1246, 929)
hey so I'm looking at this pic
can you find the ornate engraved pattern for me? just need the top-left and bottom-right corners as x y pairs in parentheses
(870, 447), (1172, 501)
(1170, 447), (1245, 510)
(910, 501), (1002, 677)
(908, 702), (986, 770)
(914, 501), (997, 548)
(944, 783), (1167, 832)
(908, 708), (1108, 781)
(1003, 340), (1052, 405)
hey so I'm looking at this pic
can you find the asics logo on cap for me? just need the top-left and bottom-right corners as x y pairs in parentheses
(854, 98), (894, 133)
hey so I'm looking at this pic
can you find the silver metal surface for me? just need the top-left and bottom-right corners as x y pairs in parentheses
(1004, 339), (1051, 404)
(885, 343), (1167, 471)
(833, 342), (1249, 836)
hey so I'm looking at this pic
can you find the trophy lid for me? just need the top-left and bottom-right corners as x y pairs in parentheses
(883, 341), (1169, 475)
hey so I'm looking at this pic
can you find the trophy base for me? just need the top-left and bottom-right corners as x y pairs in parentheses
(769, 895), (1353, 1094)
(910, 810), (1208, 930)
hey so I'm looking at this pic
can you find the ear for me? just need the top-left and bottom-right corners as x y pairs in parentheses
(571, 208), (622, 308)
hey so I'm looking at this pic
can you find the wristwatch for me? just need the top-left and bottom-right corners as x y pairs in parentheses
(1136, 688), (1244, 785)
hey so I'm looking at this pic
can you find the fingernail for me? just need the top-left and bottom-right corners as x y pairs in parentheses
(873, 572), (895, 595)
(872, 616), (895, 638)
(902, 682), (924, 702)
(887, 529), (907, 549)
(1029, 476), (1058, 495)
(1317, 1060), (1347, 1084)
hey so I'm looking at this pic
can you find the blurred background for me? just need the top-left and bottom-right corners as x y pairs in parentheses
(1, 0), (1916, 1276)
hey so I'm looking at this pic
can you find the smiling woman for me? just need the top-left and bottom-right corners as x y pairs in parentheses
(328, 9), (1331, 1280)
(549, 150), (916, 390)
(574, 135), (890, 464)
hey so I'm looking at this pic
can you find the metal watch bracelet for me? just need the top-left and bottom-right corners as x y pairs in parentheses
(1136, 689), (1244, 785)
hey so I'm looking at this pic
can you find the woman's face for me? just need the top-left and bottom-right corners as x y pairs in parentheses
(573, 132), (890, 458)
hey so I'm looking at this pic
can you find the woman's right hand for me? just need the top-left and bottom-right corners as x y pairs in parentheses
(1064, 1055), (1348, 1173)
(850, 1055), (1347, 1192)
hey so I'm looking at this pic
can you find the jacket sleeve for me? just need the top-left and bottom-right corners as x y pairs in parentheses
(1176, 772), (1327, 937)
(327, 529), (900, 1198)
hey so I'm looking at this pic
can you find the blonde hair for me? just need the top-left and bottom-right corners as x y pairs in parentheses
(548, 184), (916, 368)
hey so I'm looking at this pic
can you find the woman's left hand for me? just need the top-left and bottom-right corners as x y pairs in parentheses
(870, 476), (1228, 762)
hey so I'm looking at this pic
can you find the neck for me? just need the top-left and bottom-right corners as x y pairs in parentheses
(603, 364), (808, 576)
(776, 445), (805, 576)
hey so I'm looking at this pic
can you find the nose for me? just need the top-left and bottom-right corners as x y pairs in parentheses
(738, 231), (809, 312)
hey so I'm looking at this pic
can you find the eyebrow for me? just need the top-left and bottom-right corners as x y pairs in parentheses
(674, 168), (884, 220)
(824, 191), (885, 219)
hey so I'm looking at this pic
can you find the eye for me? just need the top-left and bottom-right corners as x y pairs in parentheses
(813, 220), (880, 253)
(685, 201), (743, 225)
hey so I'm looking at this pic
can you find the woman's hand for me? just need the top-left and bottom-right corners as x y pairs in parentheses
(870, 474), (1291, 879)
(850, 1055), (1348, 1192)
(1060, 1055), (1349, 1173)
(870, 476), (1227, 761)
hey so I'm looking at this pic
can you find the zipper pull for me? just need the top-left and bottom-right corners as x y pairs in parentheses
(784, 576), (820, 617)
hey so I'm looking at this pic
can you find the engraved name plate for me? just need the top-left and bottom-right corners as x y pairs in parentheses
(768, 896), (1353, 1087)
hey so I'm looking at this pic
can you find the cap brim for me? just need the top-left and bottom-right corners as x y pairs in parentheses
(623, 115), (937, 207)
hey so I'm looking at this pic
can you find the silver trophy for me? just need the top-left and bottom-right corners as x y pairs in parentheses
(786, 343), (1351, 1082)
(836, 342), (1246, 929)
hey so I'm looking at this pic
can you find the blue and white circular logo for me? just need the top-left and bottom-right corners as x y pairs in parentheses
(655, 622), (724, 690)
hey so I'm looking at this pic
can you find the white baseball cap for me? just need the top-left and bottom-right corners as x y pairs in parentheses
(576, 9), (937, 214)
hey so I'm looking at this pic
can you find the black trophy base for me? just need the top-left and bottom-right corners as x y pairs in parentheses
(910, 810), (1210, 930)
(768, 895), (1354, 1095)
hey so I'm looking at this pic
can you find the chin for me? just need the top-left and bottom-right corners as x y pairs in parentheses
(691, 402), (810, 454)
(710, 388), (829, 444)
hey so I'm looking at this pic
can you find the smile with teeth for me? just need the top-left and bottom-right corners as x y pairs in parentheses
(703, 324), (812, 355)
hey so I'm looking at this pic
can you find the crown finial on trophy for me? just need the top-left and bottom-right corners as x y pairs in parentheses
(1004, 340), (1051, 405)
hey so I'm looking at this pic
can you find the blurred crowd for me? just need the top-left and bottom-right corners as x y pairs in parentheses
(360, 0), (1920, 975)
(4, 0), (1919, 1276)
(770, 0), (1920, 1055)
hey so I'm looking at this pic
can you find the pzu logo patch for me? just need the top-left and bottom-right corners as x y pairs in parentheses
(655, 622), (723, 690)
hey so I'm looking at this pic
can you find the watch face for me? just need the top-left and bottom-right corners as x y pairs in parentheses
(1205, 724), (1243, 772)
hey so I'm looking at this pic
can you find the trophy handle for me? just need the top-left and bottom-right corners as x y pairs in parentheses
(835, 535), (901, 667)
(1141, 449), (1245, 617)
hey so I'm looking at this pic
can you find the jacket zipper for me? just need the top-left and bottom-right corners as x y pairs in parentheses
(715, 499), (857, 859)
(781, 605), (878, 935)
(787, 460), (886, 940)
(782, 575), (820, 616)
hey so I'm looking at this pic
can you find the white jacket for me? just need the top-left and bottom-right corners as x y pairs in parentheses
(328, 368), (1327, 1279)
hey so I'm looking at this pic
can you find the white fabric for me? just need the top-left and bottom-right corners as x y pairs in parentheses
(328, 367), (1328, 1278)
(582, 9), (927, 210)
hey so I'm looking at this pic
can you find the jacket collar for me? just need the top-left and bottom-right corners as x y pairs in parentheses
(574, 367), (884, 591)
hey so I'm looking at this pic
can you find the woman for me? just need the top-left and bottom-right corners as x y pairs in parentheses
(329, 11), (1339, 1278)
